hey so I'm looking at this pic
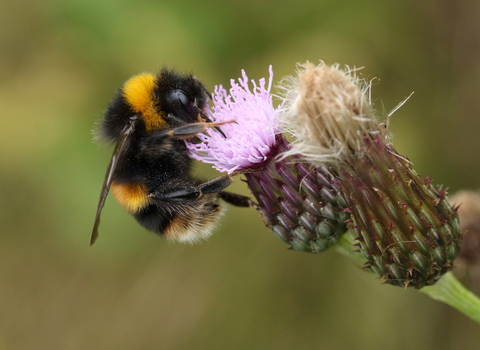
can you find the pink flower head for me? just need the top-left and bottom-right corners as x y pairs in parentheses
(185, 66), (280, 173)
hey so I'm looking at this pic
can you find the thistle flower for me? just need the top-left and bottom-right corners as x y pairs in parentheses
(187, 67), (279, 173)
(281, 62), (462, 288)
(185, 67), (349, 253)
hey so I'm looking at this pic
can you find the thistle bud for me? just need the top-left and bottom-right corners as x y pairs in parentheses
(342, 139), (460, 288)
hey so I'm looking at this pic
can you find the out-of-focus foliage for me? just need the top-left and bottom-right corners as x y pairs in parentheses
(0, 0), (479, 349)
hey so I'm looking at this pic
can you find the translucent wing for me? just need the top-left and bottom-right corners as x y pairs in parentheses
(90, 116), (138, 245)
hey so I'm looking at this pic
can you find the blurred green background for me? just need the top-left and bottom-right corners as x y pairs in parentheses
(1, 0), (479, 349)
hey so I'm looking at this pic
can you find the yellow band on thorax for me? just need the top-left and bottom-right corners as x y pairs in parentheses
(122, 73), (167, 132)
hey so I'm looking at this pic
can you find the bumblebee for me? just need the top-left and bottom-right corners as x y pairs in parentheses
(91, 68), (250, 245)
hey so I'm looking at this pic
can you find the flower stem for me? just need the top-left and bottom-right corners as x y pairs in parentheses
(336, 232), (480, 324)
(420, 272), (480, 325)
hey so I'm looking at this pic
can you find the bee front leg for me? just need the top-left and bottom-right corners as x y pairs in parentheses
(163, 120), (234, 140)
(141, 120), (235, 157)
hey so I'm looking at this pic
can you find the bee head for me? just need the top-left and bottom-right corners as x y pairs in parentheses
(155, 69), (210, 126)
(101, 69), (211, 142)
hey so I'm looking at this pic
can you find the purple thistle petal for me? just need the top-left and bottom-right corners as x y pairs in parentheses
(185, 66), (280, 173)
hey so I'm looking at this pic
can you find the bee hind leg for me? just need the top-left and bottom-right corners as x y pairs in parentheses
(149, 175), (233, 202)
(198, 174), (234, 194)
(199, 175), (251, 208)
(218, 191), (251, 207)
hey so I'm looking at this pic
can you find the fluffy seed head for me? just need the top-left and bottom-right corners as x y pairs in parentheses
(280, 62), (382, 164)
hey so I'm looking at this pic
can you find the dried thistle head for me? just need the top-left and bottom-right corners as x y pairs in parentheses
(280, 62), (382, 164)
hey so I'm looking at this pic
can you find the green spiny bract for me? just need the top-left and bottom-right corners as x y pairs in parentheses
(339, 136), (461, 288)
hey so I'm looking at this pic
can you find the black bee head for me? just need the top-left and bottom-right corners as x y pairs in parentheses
(155, 69), (209, 126)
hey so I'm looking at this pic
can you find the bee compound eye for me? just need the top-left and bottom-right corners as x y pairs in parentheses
(166, 89), (190, 107)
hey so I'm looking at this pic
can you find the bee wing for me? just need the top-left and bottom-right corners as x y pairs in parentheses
(90, 116), (138, 245)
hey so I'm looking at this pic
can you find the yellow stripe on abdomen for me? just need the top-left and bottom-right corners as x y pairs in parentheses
(111, 181), (151, 213)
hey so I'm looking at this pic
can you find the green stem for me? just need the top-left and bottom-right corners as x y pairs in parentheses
(336, 232), (480, 325)
(420, 272), (480, 324)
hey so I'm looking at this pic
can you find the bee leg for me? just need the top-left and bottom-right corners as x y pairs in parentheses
(218, 192), (251, 207)
(193, 109), (227, 137)
(149, 187), (200, 200)
(162, 120), (235, 140)
(149, 175), (233, 202)
(198, 174), (234, 194)
(140, 120), (233, 158)
(148, 175), (251, 208)
(198, 174), (251, 208)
